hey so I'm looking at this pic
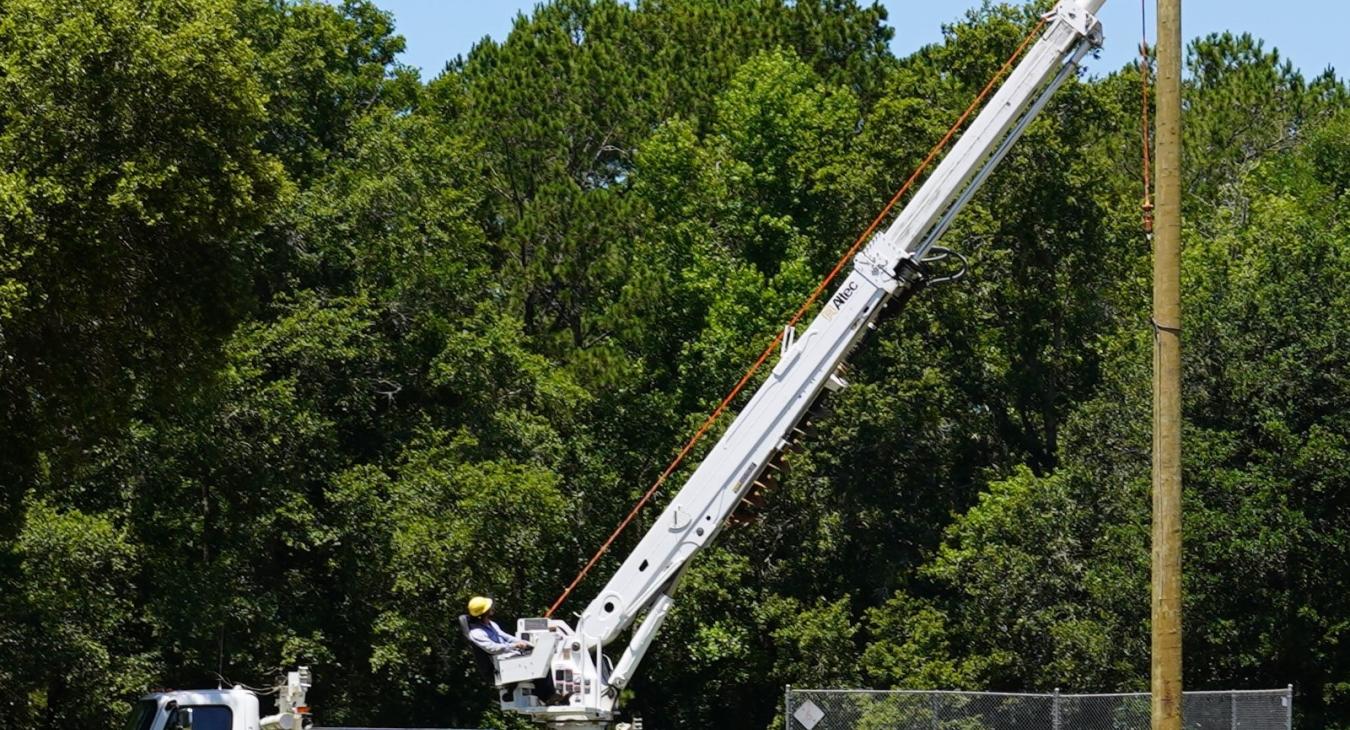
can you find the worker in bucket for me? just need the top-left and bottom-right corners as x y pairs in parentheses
(466, 597), (530, 656)
(465, 596), (565, 705)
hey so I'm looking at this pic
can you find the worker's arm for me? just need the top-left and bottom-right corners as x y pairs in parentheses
(468, 626), (520, 655)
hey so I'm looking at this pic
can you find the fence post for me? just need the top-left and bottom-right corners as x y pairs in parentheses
(1053, 688), (1061, 730)
(1230, 691), (1237, 730)
(931, 693), (940, 730)
(784, 685), (791, 730)
(1286, 685), (1294, 730)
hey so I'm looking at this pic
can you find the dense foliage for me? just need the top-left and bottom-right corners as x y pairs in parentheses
(0, 1), (1346, 728)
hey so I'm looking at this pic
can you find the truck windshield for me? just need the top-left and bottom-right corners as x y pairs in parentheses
(122, 700), (158, 730)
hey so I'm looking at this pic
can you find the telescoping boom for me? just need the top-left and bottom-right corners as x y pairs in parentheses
(485, 2), (1105, 727)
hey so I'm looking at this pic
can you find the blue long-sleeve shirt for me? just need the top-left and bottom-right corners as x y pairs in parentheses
(467, 619), (522, 657)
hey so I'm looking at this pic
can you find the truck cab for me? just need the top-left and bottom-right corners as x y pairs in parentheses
(122, 668), (311, 730)
(122, 689), (263, 730)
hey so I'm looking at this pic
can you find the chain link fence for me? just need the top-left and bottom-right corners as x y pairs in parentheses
(785, 688), (1293, 730)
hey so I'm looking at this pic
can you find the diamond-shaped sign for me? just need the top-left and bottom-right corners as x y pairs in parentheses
(793, 699), (825, 730)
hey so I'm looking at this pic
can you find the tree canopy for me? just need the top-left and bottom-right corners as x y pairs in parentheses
(0, 1), (1346, 729)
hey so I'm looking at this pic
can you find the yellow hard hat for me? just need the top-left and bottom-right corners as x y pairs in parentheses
(468, 596), (493, 617)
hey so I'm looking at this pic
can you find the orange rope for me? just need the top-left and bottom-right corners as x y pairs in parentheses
(1140, 0), (1155, 233)
(545, 16), (1051, 619)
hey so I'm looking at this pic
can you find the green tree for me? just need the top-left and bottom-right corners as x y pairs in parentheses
(1, 501), (153, 727)
(862, 97), (1350, 727)
(0, 0), (283, 521)
(2, 2), (1348, 729)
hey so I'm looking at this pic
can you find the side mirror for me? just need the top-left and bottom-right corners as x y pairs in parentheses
(169, 707), (193, 730)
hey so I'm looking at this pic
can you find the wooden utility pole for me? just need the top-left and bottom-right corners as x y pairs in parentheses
(1152, 0), (1183, 729)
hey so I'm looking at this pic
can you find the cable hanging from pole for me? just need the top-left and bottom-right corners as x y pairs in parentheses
(1140, 0), (1155, 235)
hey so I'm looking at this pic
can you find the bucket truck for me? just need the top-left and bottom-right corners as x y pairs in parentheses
(472, 1), (1107, 728)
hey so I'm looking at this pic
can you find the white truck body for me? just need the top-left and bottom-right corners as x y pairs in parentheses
(124, 669), (311, 730)
(123, 689), (263, 730)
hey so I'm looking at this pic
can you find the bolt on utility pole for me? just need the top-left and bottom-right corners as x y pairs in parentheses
(1152, 0), (1183, 729)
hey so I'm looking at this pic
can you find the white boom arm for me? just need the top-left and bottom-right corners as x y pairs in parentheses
(498, 3), (1104, 726)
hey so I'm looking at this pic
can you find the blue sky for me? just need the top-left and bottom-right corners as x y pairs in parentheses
(373, 0), (1347, 81)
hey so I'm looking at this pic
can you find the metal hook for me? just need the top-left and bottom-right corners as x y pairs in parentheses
(920, 246), (969, 286)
